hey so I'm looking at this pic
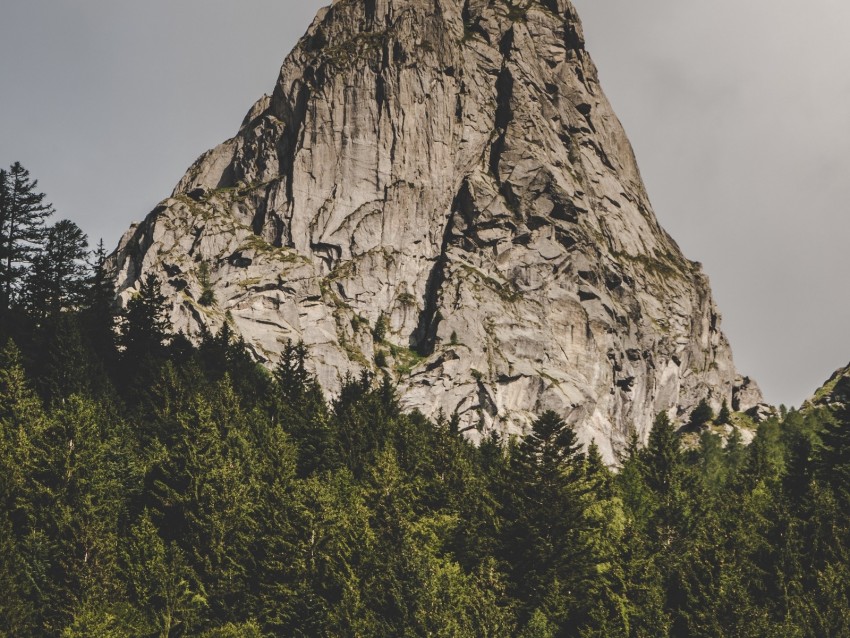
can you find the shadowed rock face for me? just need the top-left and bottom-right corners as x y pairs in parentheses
(108, 0), (760, 460)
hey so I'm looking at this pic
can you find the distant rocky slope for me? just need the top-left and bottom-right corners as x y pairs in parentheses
(107, 0), (760, 459)
(808, 363), (850, 409)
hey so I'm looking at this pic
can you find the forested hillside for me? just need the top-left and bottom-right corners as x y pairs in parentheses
(2, 163), (850, 637)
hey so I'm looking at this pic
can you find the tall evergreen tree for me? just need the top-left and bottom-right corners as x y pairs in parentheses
(643, 411), (683, 497)
(506, 410), (601, 632)
(0, 169), (8, 316)
(197, 323), (271, 409)
(119, 273), (172, 362)
(25, 219), (90, 319)
(689, 399), (714, 429)
(81, 239), (118, 367)
(716, 399), (732, 425)
(0, 162), (54, 311)
(0, 340), (48, 634)
(123, 511), (206, 637)
(818, 405), (850, 506)
(273, 340), (333, 475)
(33, 314), (96, 404)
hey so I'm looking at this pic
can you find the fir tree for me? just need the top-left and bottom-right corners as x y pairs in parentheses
(643, 411), (683, 496)
(123, 511), (206, 637)
(506, 411), (598, 631)
(198, 261), (216, 307)
(818, 404), (850, 508)
(273, 340), (333, 475)
(0, 169), (8, 315)
(0, 162), (54, 311)
(716, 398), (731, 425)
(32, 313), (97, 404)
(0, 340), (48, 633)
(25, 219), (90, 319)
(119, 273), (172, 361)
(81, 239), (118, 365)
(689, 399), (714, 429)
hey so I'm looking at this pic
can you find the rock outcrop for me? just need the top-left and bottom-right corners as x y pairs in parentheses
(108, 0), (760, 460)
(808, 363), (850, 409)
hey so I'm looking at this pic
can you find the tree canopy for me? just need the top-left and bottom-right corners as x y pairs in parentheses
(1, 161), (849, 637)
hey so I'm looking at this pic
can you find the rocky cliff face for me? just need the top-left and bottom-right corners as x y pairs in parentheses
(108, 0), (760, 460)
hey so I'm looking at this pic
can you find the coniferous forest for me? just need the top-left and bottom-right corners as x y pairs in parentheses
(3, 163), (850, 637)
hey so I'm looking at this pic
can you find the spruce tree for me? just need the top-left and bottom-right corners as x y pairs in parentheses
(818, 405), (850, 509)
(643, 411), (683, 496)
(724, 425), (747, 477)
(86, 239), (113, 310)
(273, 340), (333, 475)
(198, 261), (216, 307)
(0, 162), (54, 311)
(25, 219), (90, 319)
(119, 273), (172, 361)
(123, 511), (205, 636)
(507, 410), (592, 631)
(33, 313), (95, 404)
(640, 409), (696, 595)
(82, 239), (118, 365)
(716, 398), (731, 425)
(0, 340), (47, 634)
(616, 430), (655, 533)
(0, 169), (8, 314)
(689, 399), (714, 429)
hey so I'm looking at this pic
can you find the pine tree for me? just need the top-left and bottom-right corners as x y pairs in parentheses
(717, 399), (732, 425)
(123, 511), (206, 637)
(616, 430), (654, 532)
(25, 219), (90, 319)
(119, 273), (172, 361)
(724, 425), (747, 477)
(643, 411), (683, 496)
(197, 323), (271, 409)
(85, 239), (113, 310)
(0, 340), (48, 634)
(33, 313), (97, 404)
(332, 371), (393, 476)
(274, 340), (315, 405)
(506, 410), (595, 631)
(81, 239), (118, 366)
(198, 261), (216, 307)
(697, 430), (728, 493)
(0, 169), (9, 316)
(27, 395), (141, 628)
(260, 471), (372, 635)
(273, 340), (333, 475)
(578, 441), (631, 636)
(640, 410), (694, 590)
(818, 405), (850, 509)
(0, 162), (54, 311)
(690, 399), (714, 429)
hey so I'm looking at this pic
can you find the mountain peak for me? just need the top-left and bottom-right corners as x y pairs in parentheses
(108, 0), (759, 460)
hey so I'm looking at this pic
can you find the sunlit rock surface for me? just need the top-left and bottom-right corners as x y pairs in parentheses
(108, 0), (760, 460)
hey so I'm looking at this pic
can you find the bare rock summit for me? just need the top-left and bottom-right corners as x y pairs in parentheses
(108, 0), (760, 460)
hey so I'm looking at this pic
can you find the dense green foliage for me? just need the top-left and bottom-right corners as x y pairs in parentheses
(3, 163), (850, 636)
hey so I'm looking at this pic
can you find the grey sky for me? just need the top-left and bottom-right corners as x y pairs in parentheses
(1, 1), (848, 407)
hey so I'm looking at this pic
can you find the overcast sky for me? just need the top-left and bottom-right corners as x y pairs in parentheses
(1, 1), (848, 408)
